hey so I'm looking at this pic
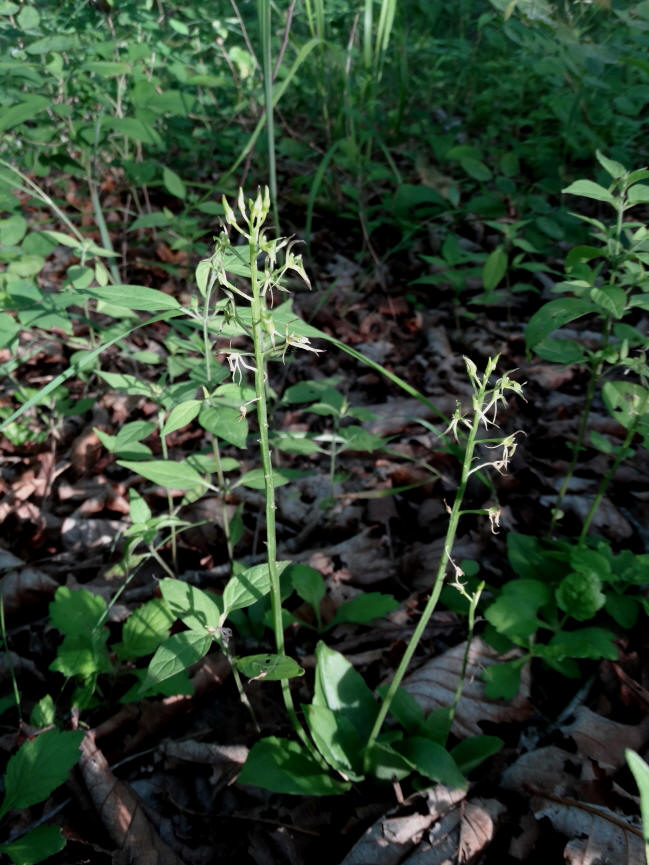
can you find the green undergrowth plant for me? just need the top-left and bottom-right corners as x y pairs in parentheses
(480, 532), (649, 699)
(0, 727), (84, 865)
(525, 151), (649, 537)
(235, 355), (522, 795)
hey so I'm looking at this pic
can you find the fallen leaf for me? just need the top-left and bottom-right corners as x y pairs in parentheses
(79, 730), (186, 865)
(1, 564), (58, 615)
(402, 637), (533, 738)
(560, 706), (649, 772)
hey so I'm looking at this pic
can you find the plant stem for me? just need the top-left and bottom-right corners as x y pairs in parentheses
(247, 219), (316, 757)
(579, 419), (639, 543)
(364, 365), (493, 761)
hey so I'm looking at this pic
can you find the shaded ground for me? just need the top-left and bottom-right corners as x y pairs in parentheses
(2, 173), (649, 864)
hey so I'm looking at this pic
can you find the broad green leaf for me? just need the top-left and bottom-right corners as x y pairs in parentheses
(198, 405), (248, 449)
(602, 381), (649, 430)
(96, 371), (154, 396)
(161, 400), (201, 436)
(128, 489), (151, 524)
(290, 564), (325, 609)
(49, 631), (112, 678)
(129, 211), (174, 231)
(482, 246), (508, 292)
(450, 736), (504, 775)
(526, 297), (596, 350)
(547, 627), (617, 660)
(29, 695), (55, 728)
(303, 704), (364, 780)
(115, 598), (175, 659)
(556, 572), (605, 621)
(117, 459), (207, 490)
(25, 35), (76, 54)
(329, 592), (399, 627)
(236, 468), (290, 490)
(507, 533), (561, 581)
(0, 214), (27, 245)
(159, 579), (223, 632)
(595, 151), (626, 180)
(49, 587), (106, 636)
(79, 285), (180, 311)
(482, 660), (523, 700)
(534, 337), (586, 365)
(460, 156), (492, 182)
(0, 313), (19, 348)
(0, 825), (65, 865)
(590, 286), (626, 319)
(313, 642), (378, 738)
(222, 562), (289, 615)
(237, 653), (304, 680)
(0, 96), (49, 133)
(142, 631), (212, 690)
(120, 668), (193, 702)
(104, 117), (162, 146)
(239, 737), (350, 795)
(484, 579), (552, 641)
(364, 741), (413, 781)
(162, 166), (186, 200)
(0, 730), (84, 818)
(562, 179), (615, 204)
(376, 685), (425, 736)
(628, 184), (649, 205)
(82, 60), (131, 77)
(396, 737), (466, 789)
(605, 594), (639, 629)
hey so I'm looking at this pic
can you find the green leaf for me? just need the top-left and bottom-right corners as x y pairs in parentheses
(602, 381), (649, 430)
(82, 60), (132, 77)
(534, 337), (586, 365)
(128, 489), (151, 524)
(117, 459), (206, 490)
(159, 578), (223, 632)
(595, 151), (626, 180)
(290, 564), (325, 609)
(507, 533), (560, 581)
(590, 286), (626, 319)
(605, 594), (639, 629)
(627, 184), (649, 205)
(483, 660), (523, 700)
(526, 298), (596, 350)
(222, 562), (289, 615)
(547, 627), (617, 660)
(484, 579), (552, 641)
(0, 825), (65, 865)
(236, 654), (304, 680)
(303, 704), (364, 781)
(0, 313), (20, 348)
(49, 631), (112, 678)
(556, 572), (605, 621)
(482, 247), (508, 293)
(198, 405), (248, 449)
(239, 737), (349, 795)
(0, 730), (84, 818)
(115, 598), (175, 659)
(450, 736), (504, 774)
(0, 96), (50, 133)
(396, 737), (466, 789)
(79, 285), (180, 311)
(376, 685), (425, 735)
(313, 642), (378, 738)
(25, 35), (76, 54)
(104, 117), (162, 146)
(49, 587), (106, 637)
(29, 695), (55, 728)
(562, 179), (615, 204)
(162, 166), (186, 200)
(142, 631), (212, 691)
(364, 741), (413, 781)
(329, 592), (399, 627)
(237, 468), (291, 489)
(460, 156), (492, 182)
(161, 400), (201, 436)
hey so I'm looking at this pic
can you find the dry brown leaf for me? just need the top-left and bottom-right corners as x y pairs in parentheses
(1, 565), (58, 614)
(307, 529), (396, 586)
(501, 745), (587, 799)
(561, 706), (649, 772)
(402, 637), (533, 738)
(458, 798), (506, 863)
(533, 794), (644, 865)
(339, 786), (467, 865)
(61, 513), (126, 551)
(79, 730), (186, 865)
